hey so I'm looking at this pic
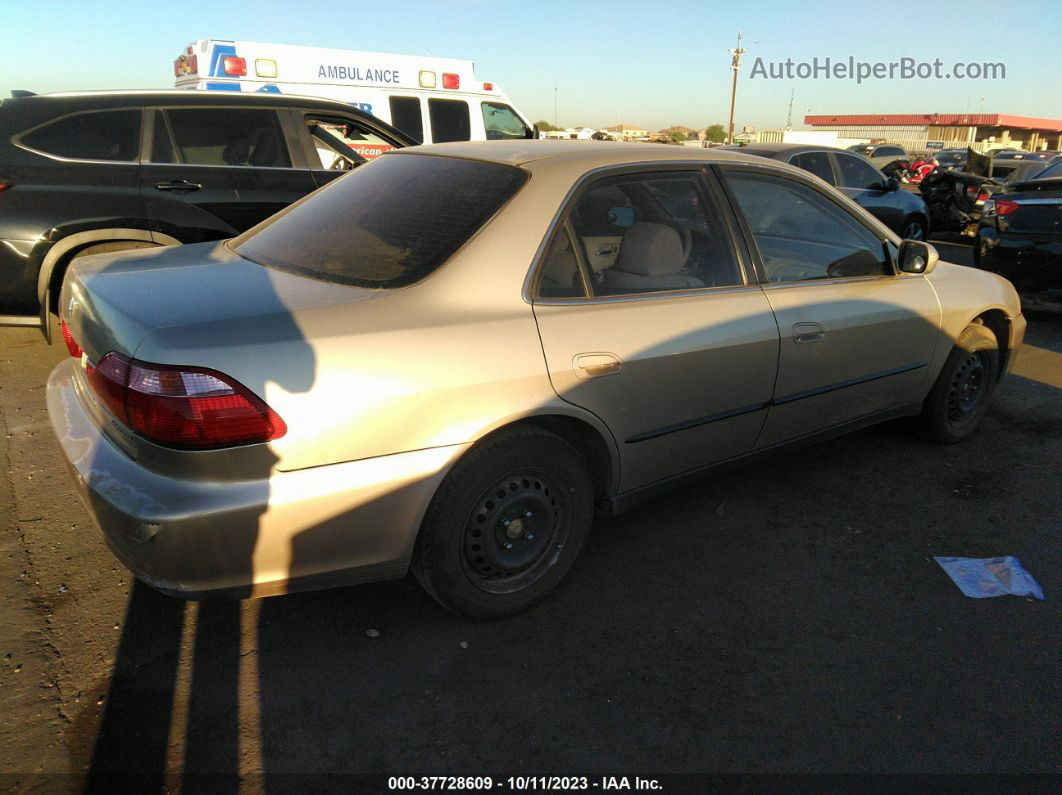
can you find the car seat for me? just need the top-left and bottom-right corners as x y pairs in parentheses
(603, 222), (704, 292)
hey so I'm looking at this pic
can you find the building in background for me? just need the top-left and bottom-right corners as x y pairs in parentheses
(604, 123), (648, 141)
(804, 113), (1062, 154)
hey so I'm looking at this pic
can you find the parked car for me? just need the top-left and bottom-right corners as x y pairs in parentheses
(0, 89), (414, 336)
(975, 159), (1062, 309)
(846, 143), (908, 169)
(49, 141), (1025, 617)
(722, 143), (930, 239)
(919, 158), (1051, 235)
(992, 150), (1057, 161)
(932, 149), (968, 171)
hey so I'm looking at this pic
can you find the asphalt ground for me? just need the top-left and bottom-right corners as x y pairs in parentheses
(1, 239), (1059, 791)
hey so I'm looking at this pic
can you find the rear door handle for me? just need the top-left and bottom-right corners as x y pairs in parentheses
(156, 180), (202, 191)
(574, 353), (622, 379)
(793, 322), (825, 344)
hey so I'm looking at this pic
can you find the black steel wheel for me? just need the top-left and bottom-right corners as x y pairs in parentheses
(919, 323), (999, 443)
(412, 427), (594, 618)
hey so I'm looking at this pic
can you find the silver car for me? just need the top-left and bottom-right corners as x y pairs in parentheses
(48, 141), (1025, 617)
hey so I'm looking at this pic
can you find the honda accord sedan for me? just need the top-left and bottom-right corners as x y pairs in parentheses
(49, 141), (1025, 617)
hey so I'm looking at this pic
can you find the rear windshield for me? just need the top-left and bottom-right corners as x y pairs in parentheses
(233, 153), (528, 289)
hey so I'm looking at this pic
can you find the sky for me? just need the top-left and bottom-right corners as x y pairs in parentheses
(3, 0), (1060, 131)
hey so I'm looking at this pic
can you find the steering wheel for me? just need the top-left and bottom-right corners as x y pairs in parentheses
(329, 156), (353, 171)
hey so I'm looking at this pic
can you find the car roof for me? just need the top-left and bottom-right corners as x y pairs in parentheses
(390, 139), (773, 168)
(2, 88), (377, 115)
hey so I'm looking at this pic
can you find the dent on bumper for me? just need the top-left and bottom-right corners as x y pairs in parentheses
(46, 359), (467, 598)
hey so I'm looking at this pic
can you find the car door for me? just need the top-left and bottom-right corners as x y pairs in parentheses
(717, 165), (940, 449)
(531, 167), (780, 492)
(140, 106), (317, 241)
(833, 152), (904, 233)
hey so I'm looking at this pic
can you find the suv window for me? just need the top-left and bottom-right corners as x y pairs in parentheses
(724, 171), (890, 282)
(305, 114), (396, 169)
(836, 154), (885, 190)
(164, 108), (291, 167)
(388, 96), (423, 143)
(428, 99), (471, 143)
(233, 153), (527, 289)
(877, 146), (904, 158)
(567, 172), (742, 296)
(790, 151), (834, 183)
(481, 102), (531, 140)
(20, 110), (141, 162)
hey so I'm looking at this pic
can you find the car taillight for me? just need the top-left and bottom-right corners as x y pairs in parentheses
(223, 56), (247, 76)
(60, 320), (82, 358)
(86, 352), (286, 449)
(987, 199), (1020, 216)
(0, 180), (11, 193)
(442, 72), (459, 89)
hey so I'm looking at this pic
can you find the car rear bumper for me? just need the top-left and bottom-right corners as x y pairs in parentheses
(47, 358), (466, 599)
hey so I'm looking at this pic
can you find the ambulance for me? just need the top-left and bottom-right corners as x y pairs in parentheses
(174, 39), (538, 145)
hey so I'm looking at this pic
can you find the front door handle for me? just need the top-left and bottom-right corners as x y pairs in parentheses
(574, 353), (622, 379)
(156, 180), (202, 191)
(793, 322), (825, 344)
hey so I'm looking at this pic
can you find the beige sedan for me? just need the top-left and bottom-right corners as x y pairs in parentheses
(48, 141), (1025, 617)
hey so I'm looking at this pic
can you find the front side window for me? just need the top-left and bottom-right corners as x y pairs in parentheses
(836, 154), (885, 190)
(165, 108), (291, 167)
(724, 171), (890, 282)
(790, 151), (834, 184)
(306, 115), (396, 170)
(233, 153), (527, 289)
(21, 110), (140, 162)
(564, 172), (742, 296)
(428, 99), (471, 143)
(388, 96), (423, 143)
(481, 102), (532, 140)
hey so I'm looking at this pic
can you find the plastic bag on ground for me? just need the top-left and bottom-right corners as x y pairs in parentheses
(934, 556), (1045, 600)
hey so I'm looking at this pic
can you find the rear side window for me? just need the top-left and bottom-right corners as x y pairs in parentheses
(233, 154), (527, 289)
(20, 110), (141, 161)
(790, 152), (834, 184)
(165, 108), (291, 167)
(388, 96), (423, 143)
(428, 99), (470, 143)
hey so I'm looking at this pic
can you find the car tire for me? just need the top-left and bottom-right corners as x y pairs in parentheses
(900, 215), (927, 241)
(411, 427), (594, 618)
(918, 323), (999, 444)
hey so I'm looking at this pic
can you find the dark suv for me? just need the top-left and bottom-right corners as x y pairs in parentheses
(0, 90), (414, 337)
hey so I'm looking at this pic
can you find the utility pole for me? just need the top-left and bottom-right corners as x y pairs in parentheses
(785, 88), (795, 131)
(726, 31), (747, 145)
(554, 86), (558, 128)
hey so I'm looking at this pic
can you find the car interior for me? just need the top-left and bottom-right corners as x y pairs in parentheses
(537, 175), (745, 297)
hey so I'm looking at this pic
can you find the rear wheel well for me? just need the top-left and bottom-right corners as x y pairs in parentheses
(480, 416), (615, 502)
(45, 237), (170, 311)
(974, 310), (1011, 380)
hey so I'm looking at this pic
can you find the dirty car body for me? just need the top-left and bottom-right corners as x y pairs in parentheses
(48, 141), (1026, 617)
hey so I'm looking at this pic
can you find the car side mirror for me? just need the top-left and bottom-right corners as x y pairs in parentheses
(898, 239), (938, 274)
(885, 176), (900, 191)
(532, 124), (541, 140)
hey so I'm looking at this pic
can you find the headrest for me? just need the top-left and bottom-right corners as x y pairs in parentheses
(616, 222), (685, 276)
